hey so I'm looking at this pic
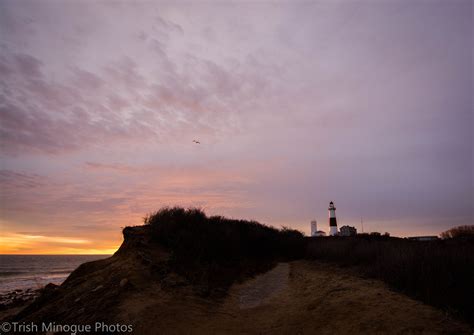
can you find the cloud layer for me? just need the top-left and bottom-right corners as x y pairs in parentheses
(0, 1), (472, 253)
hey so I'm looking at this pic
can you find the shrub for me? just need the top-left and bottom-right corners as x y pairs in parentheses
(143, 207), (304, 293)
(441, 225), (474, 239)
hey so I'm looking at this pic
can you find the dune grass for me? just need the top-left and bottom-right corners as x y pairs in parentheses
(141, 207), (473, 323)
(306, 235), (474, 324)
(143, 207), (304, 294)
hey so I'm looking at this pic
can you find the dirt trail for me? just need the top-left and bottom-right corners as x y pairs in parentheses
(119, 261), (471, 334)
(236, 262), (289, 309)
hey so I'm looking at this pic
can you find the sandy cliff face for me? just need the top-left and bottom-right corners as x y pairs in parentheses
(6, 226), (472, 334)
(10, 225), (171, 324)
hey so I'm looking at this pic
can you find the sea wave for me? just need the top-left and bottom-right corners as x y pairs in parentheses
(0, 255), (109, 293)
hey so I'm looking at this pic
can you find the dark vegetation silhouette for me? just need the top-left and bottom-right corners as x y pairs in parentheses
(141, 207), (473, 324)
(306, 235), (474, 325)
(143, 207), (304, 294)
(440, 225), (474, 239)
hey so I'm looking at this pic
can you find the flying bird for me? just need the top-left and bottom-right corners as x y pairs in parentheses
(193, 140), (200, 144)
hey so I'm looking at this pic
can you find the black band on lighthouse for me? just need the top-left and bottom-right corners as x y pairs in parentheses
(330, 217), (337, 227)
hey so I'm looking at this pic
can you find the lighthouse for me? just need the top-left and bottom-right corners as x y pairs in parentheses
(328, 201), (338, 236)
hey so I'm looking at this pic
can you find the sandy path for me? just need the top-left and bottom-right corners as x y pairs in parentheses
(237, 263), (289, 309)
(120, 261), (471, 334)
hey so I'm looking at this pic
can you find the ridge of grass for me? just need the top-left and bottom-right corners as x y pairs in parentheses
(143, 207), (304, 294)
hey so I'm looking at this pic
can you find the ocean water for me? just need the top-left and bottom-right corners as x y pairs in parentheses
(0, 255), (110, 293)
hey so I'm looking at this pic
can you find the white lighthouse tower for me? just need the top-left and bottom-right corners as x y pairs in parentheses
(328, 201), (338, 236)
(310, 220), (317, 236)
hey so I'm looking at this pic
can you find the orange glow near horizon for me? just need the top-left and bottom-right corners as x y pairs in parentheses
(0, 233), (120, 255)
(0, 215), (449, 255)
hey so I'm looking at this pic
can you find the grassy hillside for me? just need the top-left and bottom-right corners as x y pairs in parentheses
(143, 207), (304, 294)
(138, 207), (473, 324)
(306, 235), (474, 324)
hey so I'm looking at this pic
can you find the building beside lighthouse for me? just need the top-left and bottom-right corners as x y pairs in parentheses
(328, 201), (338, 236)
(310, 220), (317, 236)
(340, 225), (357, 236)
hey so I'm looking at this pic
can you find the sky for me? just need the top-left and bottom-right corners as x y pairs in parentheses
(0, 0), (472, 254)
